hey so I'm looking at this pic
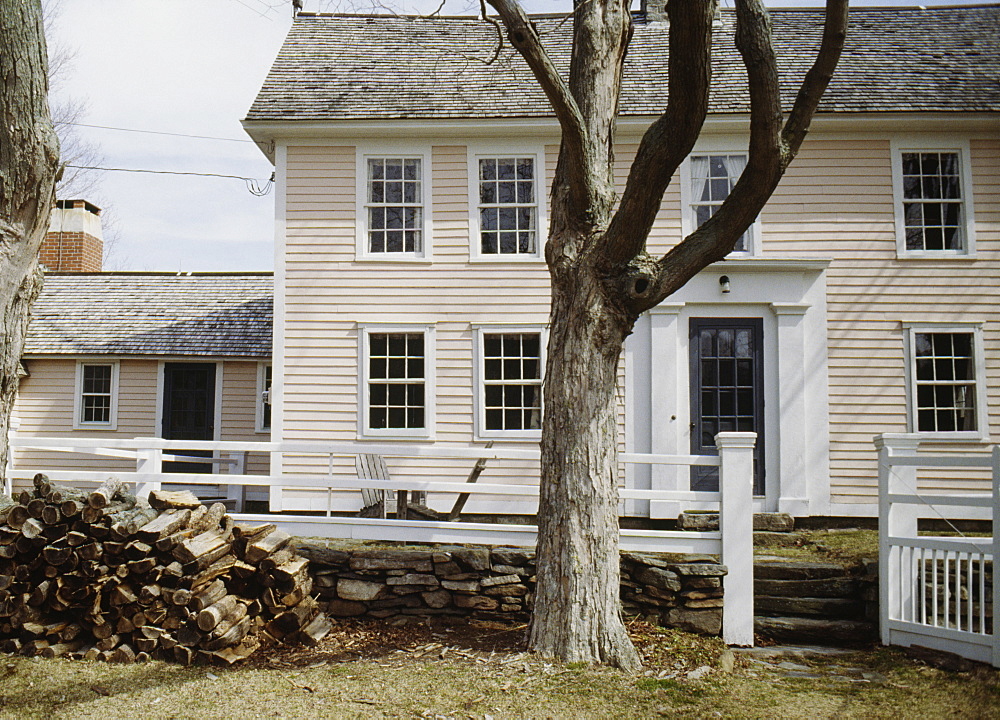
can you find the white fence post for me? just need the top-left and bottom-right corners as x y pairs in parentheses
(135, 447), (163, 500)
(875, 433), (920, 646)
(717, 431), (756, 646)
(225, 451), (247, 512)
(992, 445), (1000, 668)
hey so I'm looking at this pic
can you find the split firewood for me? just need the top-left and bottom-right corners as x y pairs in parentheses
(148, 490), (203, 511)
(6, 505), (29, 529)
(0, 495), (18, 525)
(20, 518), (45, 540)
(244, 528), (291, 565)
(190, 579), (228, 611)
(26, 498), (47, 519)
(197, 594), (240, 632)
(190, 503), (227, 534)
(88, 477), (126, 509)
(1, 484), (328, 666)
(136, 509), (191, 542)
(174, 530), (231, 570)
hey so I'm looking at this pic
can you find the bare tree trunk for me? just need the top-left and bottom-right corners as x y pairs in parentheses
(0, 0), (60, 486)
(530, 262), (639, 671)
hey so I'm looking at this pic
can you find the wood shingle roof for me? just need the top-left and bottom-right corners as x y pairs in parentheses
(25, 273), (273, 358)
(245, 5), (1000, 123)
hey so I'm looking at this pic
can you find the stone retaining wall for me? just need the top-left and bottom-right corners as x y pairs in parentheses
(297, 543), (728, 636)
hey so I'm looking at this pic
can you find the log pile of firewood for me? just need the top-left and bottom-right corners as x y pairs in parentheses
(0, 474), (331, 664)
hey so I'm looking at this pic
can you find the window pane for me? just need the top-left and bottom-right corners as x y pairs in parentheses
(481, 332), (543, 432)
(913, 331), (976, 433)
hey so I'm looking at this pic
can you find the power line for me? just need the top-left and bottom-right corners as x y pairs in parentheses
(66, 122), (255, 144)
(66, 165), (274, 196)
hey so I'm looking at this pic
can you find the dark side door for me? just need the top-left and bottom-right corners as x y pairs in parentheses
(162, 362), (216, 473)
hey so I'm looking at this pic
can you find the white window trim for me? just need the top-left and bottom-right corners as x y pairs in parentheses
(357, 323), (436, 440)
(902, 322), (989, 442)
(73, 360), (119, 430)
(467, 143), (547, 262)
(256, 362), (272, 434)
(679, 150), (761, 257)
(473, 324), (547, 441)
(891, 137), (977, 259)
(355, 144), (433, 262)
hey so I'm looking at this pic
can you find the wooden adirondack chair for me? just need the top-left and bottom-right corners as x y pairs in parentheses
(355, 453), (432, 520)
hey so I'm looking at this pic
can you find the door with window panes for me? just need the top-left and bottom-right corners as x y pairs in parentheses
(689, 319), (765, 493)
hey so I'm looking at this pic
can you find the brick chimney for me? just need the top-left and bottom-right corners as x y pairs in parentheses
(41, 199), (104, 272)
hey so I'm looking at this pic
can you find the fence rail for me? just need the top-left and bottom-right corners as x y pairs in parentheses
(8, 432), (757, 646)
(876, 433), (999, 667)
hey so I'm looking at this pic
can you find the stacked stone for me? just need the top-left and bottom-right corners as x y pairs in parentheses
(620, 552), (728, 635)
(300, 545), (534, 621)
(299, 542), (728, 637)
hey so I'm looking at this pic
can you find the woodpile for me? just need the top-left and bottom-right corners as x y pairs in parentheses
(0, 475), (331, 664)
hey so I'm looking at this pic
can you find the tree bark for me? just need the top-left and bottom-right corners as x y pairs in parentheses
(0, 0), (60, 485)
(486, 0), (847, 671)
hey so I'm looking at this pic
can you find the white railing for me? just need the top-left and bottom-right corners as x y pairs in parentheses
(8, 431), (757, 646)
(876, 433), (998, 667)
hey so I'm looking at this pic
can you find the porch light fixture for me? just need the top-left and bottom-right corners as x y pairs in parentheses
(719, 275), (731, 294)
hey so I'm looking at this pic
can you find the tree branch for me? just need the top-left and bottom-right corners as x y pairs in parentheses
(486, 0), (586, 164)
(782, 0), (849, 155)
(600, 0), (717, 268)
(621, 0), (848, 314)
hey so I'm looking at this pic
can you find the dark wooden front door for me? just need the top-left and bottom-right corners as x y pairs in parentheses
(689, 318), (765, 494)
(162, 362), (216, 473)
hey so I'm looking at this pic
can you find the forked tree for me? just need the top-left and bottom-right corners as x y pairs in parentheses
(0, 0), (61, 484)
(482, 0), (848, 670)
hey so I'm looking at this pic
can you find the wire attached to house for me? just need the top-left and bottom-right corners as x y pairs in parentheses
(65, 164), (273, 196)
(64, 122), (255, 144)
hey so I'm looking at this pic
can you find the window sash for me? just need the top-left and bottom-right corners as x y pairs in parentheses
(366, 158), (423, 254)
(690, 154), (751, 253)
(80, 364), (114, 425)
(478, 157), (537, 255)
(481, 332), (542, 432)
(911, 331), (979, 433)
(367, 332), (426, 431)
(899, 151), (966, 253)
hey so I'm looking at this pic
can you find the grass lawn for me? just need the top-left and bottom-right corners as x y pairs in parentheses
(2, 619), (997, 719)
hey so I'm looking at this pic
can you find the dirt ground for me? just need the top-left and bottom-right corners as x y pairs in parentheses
(2, 618), (998, 719)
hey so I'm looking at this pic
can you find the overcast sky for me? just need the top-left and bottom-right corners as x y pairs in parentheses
(46, 0), (971, 272)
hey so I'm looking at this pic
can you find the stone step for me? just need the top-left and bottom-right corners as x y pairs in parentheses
(755, 595), (865, 619)
(754, 558), (851, 581)
(753, 531), (809, 547)
(755, 577), (860, 599)
(677, 511), (795, 532)
(754, 615), (877, 647)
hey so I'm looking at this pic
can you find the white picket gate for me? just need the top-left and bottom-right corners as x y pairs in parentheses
(8, 432), (757, 646)
(876, 433), (999, 667)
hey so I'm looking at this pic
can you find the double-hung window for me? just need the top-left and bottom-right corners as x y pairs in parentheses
(360, 327), (433, 438)
(683, 153), (757, 254)
(477, 329), (544, 438)
(75, 361), (118, 429)
(469, 149), (544, 260)
(893, 142), (976, 257)
(363, 156), (424, 256)
(905, 326), (986, 438)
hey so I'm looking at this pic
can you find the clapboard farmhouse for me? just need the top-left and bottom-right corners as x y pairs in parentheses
(236, 4), (1000, 519)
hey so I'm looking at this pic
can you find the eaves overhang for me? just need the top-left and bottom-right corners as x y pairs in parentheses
(243, 111), (999, 164)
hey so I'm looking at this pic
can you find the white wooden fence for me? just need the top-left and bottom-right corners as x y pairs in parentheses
(8, 432), (757, 646)
(876, 433), (998, 667)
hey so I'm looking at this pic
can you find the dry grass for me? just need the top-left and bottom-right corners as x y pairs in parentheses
(2, 619), (998, 719)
